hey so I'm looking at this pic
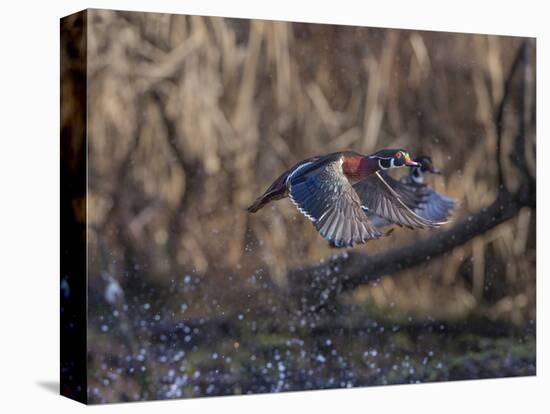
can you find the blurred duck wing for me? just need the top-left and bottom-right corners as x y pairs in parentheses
(397, 174), (457, 222)
(414, 189), (456, 222)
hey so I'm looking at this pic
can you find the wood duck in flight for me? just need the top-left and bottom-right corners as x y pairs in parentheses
(365, 155), (456, 228)
(247, 149), (447, 248)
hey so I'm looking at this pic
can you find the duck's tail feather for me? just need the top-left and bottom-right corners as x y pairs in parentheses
(246, 188), (287, 213)
(246, 195), (269, 213)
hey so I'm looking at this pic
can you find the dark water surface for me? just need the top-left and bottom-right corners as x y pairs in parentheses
(88, 309), (535, 403)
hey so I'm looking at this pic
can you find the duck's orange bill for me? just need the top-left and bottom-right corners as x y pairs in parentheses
(404, 156), (420, 167)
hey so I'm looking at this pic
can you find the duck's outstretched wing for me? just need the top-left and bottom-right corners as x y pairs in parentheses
(287, 157), (384, 248)
(378, 172), (427, 210)
(391, 175), (456, 222)
(413, 189), (456, 222)
(353, 172), (445, 229)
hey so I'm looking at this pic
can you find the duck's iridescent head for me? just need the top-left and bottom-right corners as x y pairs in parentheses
(370, 149), (419, 170)
(415, 155), (441, 174)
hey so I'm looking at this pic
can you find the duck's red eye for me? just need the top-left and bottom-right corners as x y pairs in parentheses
(395, 152), (402, 158)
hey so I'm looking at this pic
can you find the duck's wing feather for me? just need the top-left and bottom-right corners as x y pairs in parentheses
(287, 157), (384, 248)
(363, 172), (421, 227)
(379, 172), (427, 210)
(413, 189), (456, 222)
(353, 172), (445, 229)
(395, 175), (456, 222)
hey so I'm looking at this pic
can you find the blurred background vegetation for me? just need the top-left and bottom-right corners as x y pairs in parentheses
(67, 9), (535, 403)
